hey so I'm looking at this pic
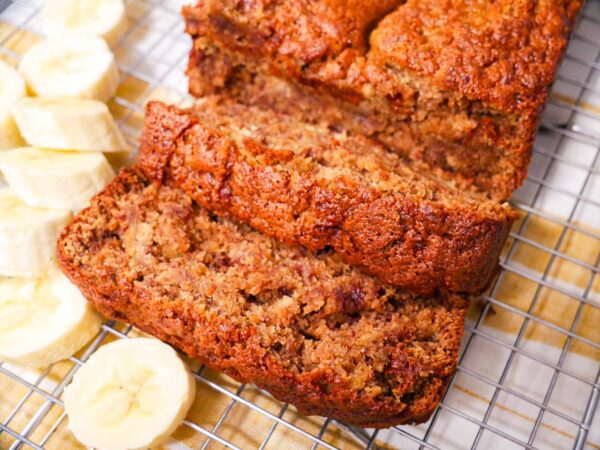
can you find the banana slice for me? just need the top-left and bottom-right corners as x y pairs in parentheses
(0, 147), (115, 210)
(12, 97), (129, 153)
(0, 264), (103, 367)
(43, 0), (128, 47)
(105, 149), (136, 170)
(0, 60), (26, 151)
(64, 338), (196, 450)
(0, 189), (71, 277)
(18, 35), (119, 102)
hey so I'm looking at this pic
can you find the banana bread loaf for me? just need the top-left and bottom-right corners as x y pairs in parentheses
(57, 167), (468, 428)
(183, 0), (582, 200)
(139, 99), (517, 296)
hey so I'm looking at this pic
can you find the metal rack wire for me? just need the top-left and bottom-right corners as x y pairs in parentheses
(0, 0), (598, 449)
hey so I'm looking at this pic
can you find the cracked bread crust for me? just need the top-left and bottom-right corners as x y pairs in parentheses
(56, 168), (468, 428)
(182, 0), (582, 200)
(371, 0), (582, 114)
(139, 99), (517, 296)
(183, 0), (581, 114)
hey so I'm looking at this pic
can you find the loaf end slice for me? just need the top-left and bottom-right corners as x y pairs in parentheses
(139, 99), (518, 296)
(57, 168), (468, 428)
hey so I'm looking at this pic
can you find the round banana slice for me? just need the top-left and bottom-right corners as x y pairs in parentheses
(0, 147), (115, 210)
(18, 35), (119, 102)
(64, 338), (196, 450)
(12, 97), (130, 153)
(43, 0), (128, 47)
(0, 265), (103, 367)
(0, 60), (26, 151)
(0, 189), (72, 278)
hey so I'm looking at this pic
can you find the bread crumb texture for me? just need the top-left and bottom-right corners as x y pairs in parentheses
(57, 168), (468, 427)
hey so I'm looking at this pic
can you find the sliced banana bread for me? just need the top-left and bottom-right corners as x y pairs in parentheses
(57, 167), (468, 428)
(139, 99), (517, 296)
(183, 0), (582, 200)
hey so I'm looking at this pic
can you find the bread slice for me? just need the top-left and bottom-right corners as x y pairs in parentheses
(139, 98), (517, 296)
(183, 0), (582, 200)
(57, 167), (468, 428)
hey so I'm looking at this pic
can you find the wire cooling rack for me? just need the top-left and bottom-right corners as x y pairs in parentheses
(0, 0), (599, 449)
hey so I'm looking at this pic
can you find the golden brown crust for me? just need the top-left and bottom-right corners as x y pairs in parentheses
(371, 0), (582, 114)
(57, 168), (468, 428)
(184, 0), (581, 114)
(138, 100), (517, 296)
(182, 0), (582, 200)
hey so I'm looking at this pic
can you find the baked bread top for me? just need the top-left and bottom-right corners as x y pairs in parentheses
(372, 0), (582, 114)
(57, 168), (468, 428)
(184, 0), (581, 114)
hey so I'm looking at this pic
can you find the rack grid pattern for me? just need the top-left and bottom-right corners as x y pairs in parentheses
(0, 0), (598, 449)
